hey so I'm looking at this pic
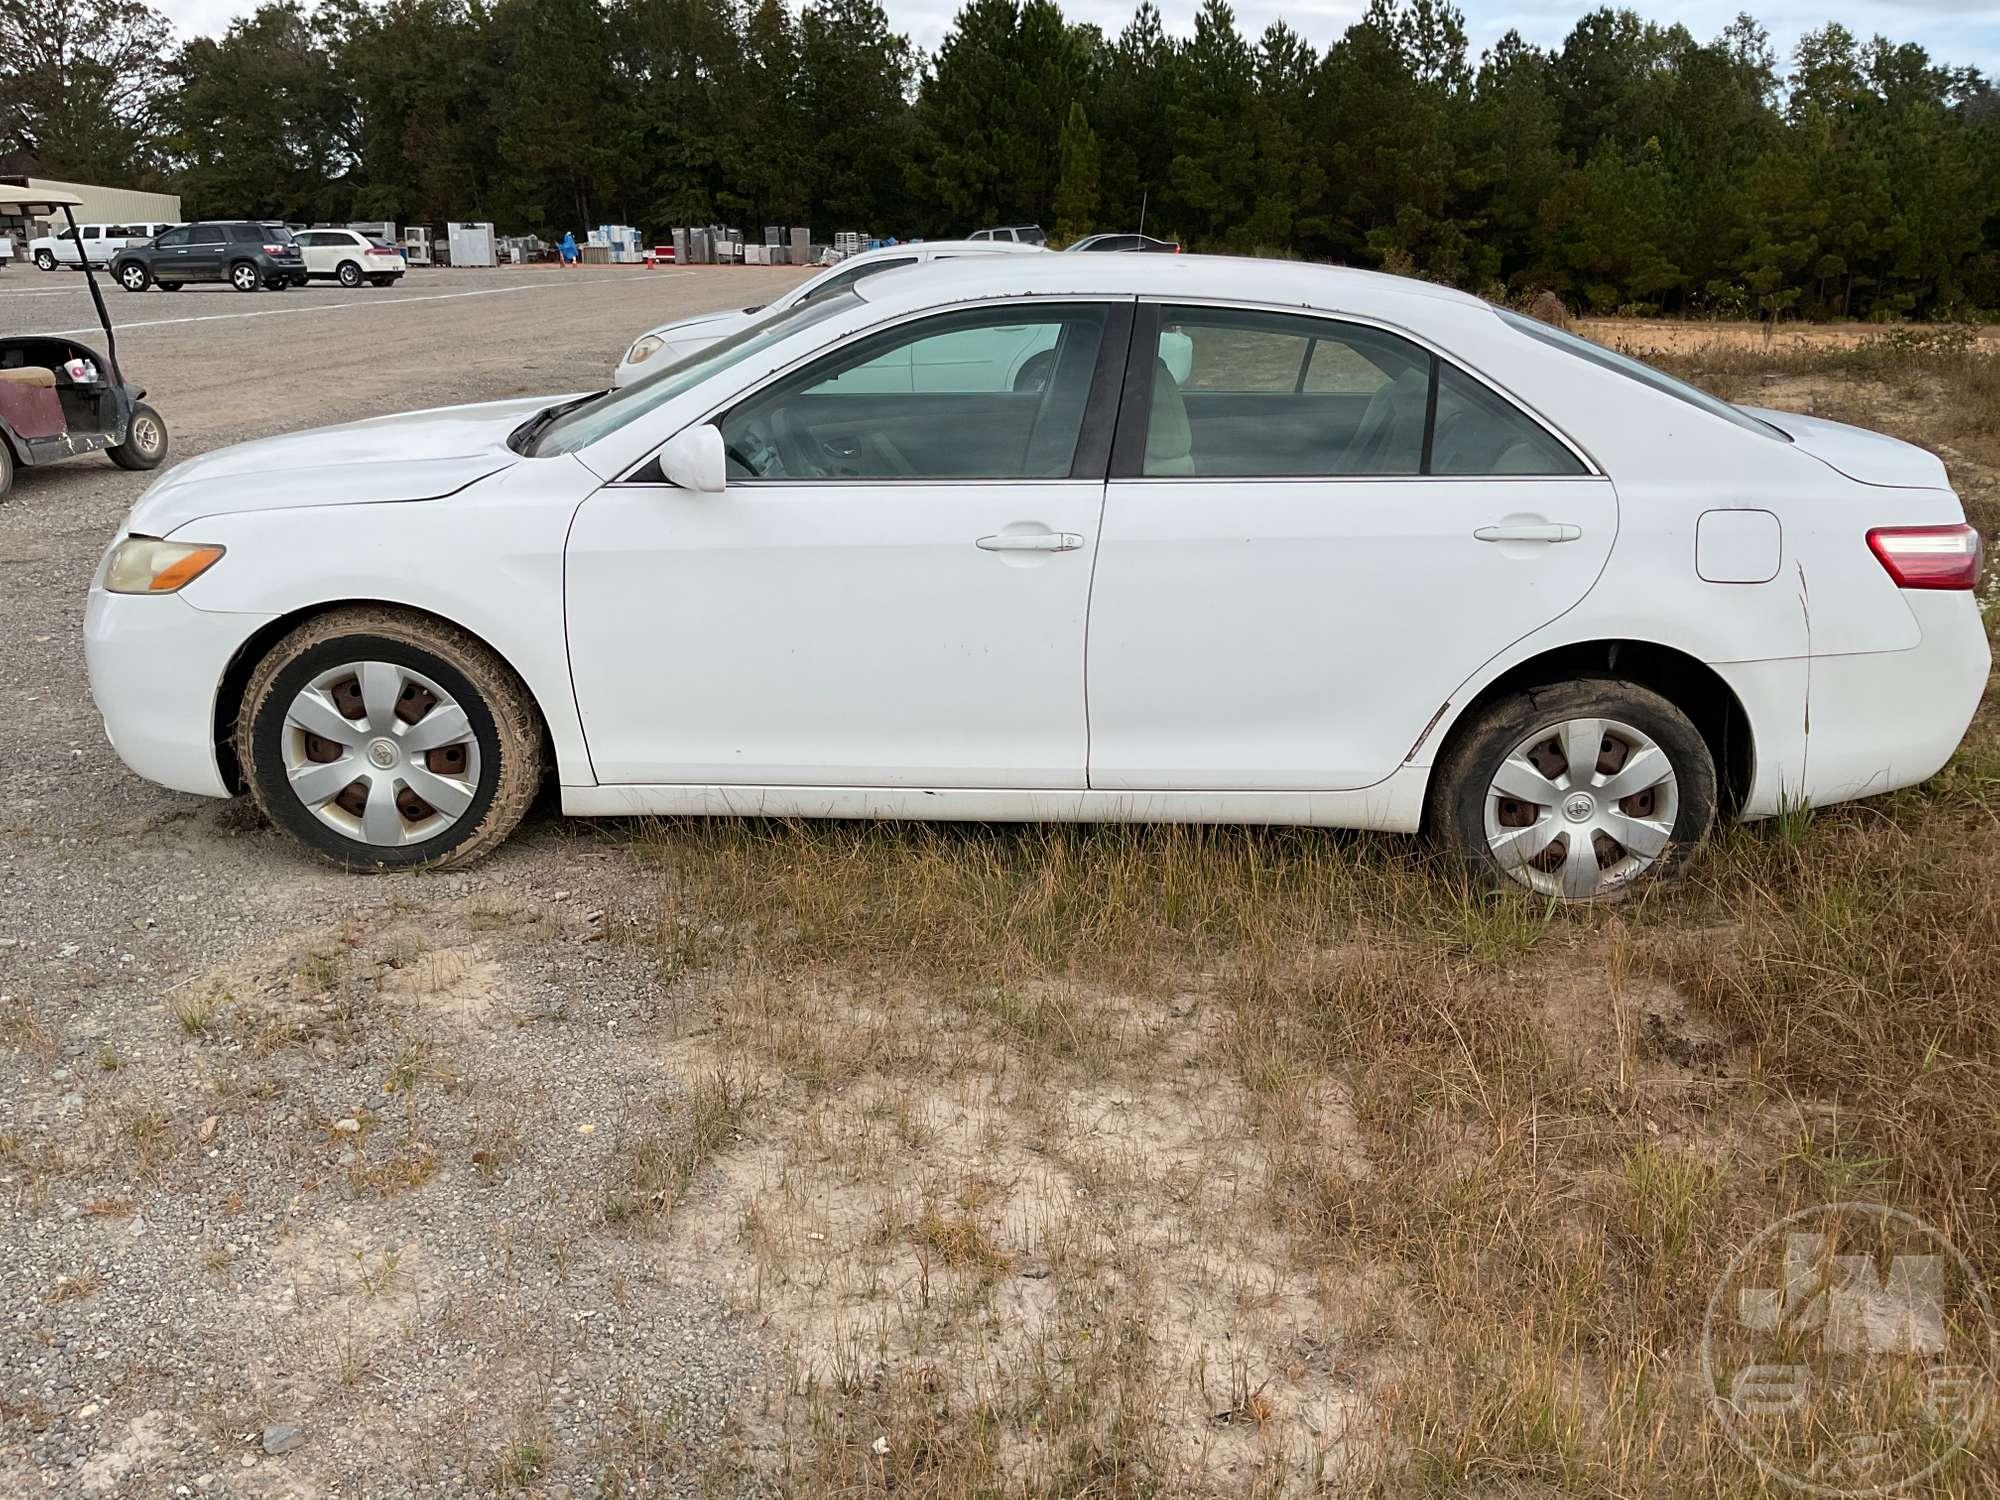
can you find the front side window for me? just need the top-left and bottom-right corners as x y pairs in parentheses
(534, 292), (861, 457)
(156, 227), (191, 248)
(719, 303), (1110, 481)
(1140, 306), (1584, 479)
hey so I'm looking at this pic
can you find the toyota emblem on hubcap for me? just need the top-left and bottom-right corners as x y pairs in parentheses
(1563, 792), (1595, 822)
(367, 739), (398, 769)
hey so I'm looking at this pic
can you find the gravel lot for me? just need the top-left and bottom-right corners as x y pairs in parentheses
(1, 262), (807, 1498)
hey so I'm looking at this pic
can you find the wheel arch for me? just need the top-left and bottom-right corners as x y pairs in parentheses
(212, 600), (559, 793)
(1420, 638), (1755, 823)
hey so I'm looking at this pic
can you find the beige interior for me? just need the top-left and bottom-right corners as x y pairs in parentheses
(0, 367), (58, 388)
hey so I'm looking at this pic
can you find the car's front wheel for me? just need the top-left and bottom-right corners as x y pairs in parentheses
(1429, 678), (1716, 900)
(157, 281), (182, 292)
(118, 262), (150, 292)
(237, 608), (544, 870)
(33, 250), (55, 271)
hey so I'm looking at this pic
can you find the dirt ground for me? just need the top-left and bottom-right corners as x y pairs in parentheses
(1570, 315), (2000, 357)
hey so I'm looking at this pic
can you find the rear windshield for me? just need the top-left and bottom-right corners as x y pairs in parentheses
(1497, 309), (1785, 440)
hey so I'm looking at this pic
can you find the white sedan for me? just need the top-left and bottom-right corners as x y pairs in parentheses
(86, 255), (1988, 898)
(613, 238), (1045, 385)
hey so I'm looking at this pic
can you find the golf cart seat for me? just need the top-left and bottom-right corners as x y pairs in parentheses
(0, 367), (56, 388)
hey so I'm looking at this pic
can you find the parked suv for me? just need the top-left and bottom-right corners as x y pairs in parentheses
(967, 224), (1047, 246)
(295, 227), (406, 287)
(29, 221), (179, 270)
(111, 222), (306, 293)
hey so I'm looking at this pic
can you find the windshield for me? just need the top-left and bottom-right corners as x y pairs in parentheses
(533, 291), (860, 456)
(1497, 309), (1786, 441)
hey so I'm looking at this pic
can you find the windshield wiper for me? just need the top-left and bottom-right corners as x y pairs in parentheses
(511, 393), (601, 456)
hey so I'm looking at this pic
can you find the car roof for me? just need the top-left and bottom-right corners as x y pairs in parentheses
(852, 252), (1490, 320)
(843, 238), (1044, 264)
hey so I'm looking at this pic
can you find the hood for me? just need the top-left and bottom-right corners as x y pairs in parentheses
(616, 308), (759, 382)
(1742, 405), (1953, 490)
(128, 394), (577, 536)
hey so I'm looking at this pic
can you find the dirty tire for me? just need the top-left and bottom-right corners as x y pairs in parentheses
(1428, 676), (1716, 900)
(0, 440), (13, 500)
(236, 607), (544, 871)
(108, 402), (169, 471)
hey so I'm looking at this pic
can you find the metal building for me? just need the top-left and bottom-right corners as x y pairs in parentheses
(0, 175), (183, 233)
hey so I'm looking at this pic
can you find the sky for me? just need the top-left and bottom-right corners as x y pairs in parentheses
(151, 0), (2000, 80)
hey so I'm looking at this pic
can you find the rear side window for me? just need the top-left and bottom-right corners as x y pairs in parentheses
(227, 224), (262, 242)
(188, 225), (223, 245)
(1138, 306), (1584, 479)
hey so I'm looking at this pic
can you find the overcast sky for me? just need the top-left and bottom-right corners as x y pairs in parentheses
(152, 0), (2000, 79)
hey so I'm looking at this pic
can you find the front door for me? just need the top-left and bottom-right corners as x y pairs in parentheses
(1086, 303), (1618, 792)
(565, 299), (1129, 787)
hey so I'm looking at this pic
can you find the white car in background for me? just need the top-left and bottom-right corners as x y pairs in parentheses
(613, 239), (1046, 386)
(86, 255), (1988, 899)
(294, 228), (407, 288)
(30, 221), (179, 270)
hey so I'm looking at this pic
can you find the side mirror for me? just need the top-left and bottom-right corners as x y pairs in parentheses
(657, 424), (726, 494)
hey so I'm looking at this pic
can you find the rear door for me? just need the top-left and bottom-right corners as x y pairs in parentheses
(181, 223), (227, 280)
(1085, 302), (1617, 792)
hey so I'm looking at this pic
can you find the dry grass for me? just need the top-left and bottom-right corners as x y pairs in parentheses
(624, 330), (2000, 1495)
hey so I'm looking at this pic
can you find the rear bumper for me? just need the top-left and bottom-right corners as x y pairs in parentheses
(84, 588), (276, 798)
(1721, 590), (1990, 818)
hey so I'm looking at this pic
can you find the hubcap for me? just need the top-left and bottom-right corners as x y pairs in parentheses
(130, 414), (161, 453)
(280, 661), (480, 848)
(1483, 716), (1678, 899)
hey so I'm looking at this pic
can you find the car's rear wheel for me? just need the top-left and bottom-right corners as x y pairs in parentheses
(237, 607), (544, 870)
(337, 260), (363, 288)
(118, 262), (150, 292)
(1428, 678), (1716, 900)
(108, 402), (169, 471)
(369, 276), (397, 288)
(158, 281), (181, 292)
(229, 261), (260, 292)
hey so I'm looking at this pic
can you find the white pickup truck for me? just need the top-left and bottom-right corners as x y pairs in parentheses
(29, 221), (179, 270)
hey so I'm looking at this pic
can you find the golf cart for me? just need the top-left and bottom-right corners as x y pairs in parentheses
(0, 188), (168, 500)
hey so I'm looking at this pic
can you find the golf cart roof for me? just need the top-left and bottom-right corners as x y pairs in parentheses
(0, 187), (86, 214)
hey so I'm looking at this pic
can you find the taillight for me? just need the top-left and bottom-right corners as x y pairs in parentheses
(262, 243), (289, 255)
(1867, 524), (1984, 590)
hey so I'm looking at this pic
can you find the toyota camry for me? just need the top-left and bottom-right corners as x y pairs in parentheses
(85, 255), (1989, 898)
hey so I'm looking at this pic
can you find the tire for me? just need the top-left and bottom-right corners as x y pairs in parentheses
(118, 261), (150, 292)
(337, 260), (363, 288)
(34, 250), (55, 271)
(369, 276), (398, 288)
(158, 281), (182, 292)
(0, 440), (13, 500)
(236, 607), (544, 871)
(1427, 677), (1716, 901)
(108, 402), (169, 471)
(229, 261), (261, 292)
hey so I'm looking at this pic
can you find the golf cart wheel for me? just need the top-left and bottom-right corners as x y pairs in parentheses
(108, 403), (169, 472)
(158, 281), (182, 292)
(118, 262), (150, 292)
(337, 261), (363, 288)
(1428, 677), (1716, 902)
(236, 606), (544, 871)
(0, 440), (13, 499)
(229, 261), (260, 293)
(34, 250), (55, 271)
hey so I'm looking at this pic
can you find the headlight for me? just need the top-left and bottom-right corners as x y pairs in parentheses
(105, 537), (226, 594)
(626, 335), (664, 366)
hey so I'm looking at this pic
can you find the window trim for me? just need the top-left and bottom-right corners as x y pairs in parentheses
(617, 297), (1137, 488)
(1107, 297), (1599, 482)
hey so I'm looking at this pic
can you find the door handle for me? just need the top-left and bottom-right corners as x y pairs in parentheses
(1475, 523), (1582, 544)
(976, 532), (1084, 553)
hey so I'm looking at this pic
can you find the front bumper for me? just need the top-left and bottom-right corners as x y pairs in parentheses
(84, 588), (278, 798)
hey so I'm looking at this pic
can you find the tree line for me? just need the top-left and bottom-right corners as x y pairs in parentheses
(4, 0), (1997, 318)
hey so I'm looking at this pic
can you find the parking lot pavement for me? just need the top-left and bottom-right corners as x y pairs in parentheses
(0, 262), (804, 1495)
